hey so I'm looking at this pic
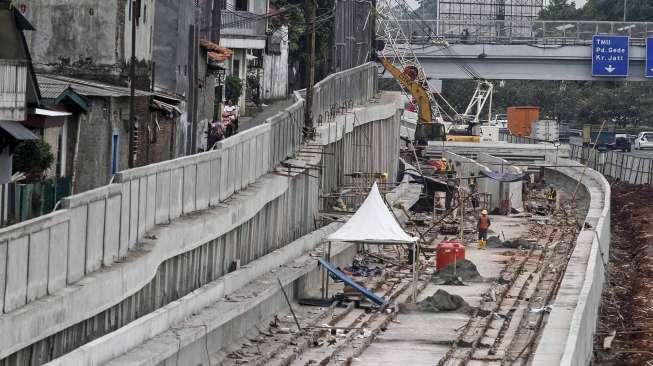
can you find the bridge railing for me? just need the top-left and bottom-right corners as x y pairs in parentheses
(0, 63), (378, 315)
(394, 19), (653, 46)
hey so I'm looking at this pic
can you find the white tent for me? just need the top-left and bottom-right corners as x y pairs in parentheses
(327, 182), (418, 244)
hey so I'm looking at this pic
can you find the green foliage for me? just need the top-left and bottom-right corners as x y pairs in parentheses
(583, 0), (653, 21)
(13, 139), (54, 183)
(539, 0), (583, 20)
(225, 75), (243, 104)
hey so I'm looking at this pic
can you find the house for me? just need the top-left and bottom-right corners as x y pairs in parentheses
(37, 75), (182, 193)
(220, 0), (291, 110)
(19, 0), (229, 156)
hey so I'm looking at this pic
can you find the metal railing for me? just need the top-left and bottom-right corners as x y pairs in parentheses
(220, 11), (267, 37)
(395, 19), (653, 46)
(0, 62), (380, 315)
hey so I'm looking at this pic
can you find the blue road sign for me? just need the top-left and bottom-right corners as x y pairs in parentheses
(646, 38), (653, 78)
(592, 35), (629, 77)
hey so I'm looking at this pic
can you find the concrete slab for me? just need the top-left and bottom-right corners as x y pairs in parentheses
(85, 199), (106, 273)
(67, 205), (87, 283)
(154, 170), (171, 224)
(182, 165), (197, 214)
(103, 195), (121, 266)
(26, 229), (49, 302)
(48, 222), (68, 293)
(4, 237), (28, 312)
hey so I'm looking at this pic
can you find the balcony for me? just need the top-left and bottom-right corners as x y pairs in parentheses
(221, 11), (267, 38)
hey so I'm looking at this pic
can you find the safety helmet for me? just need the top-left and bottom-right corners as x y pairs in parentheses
(441, 157), (447, 161)
(481, 209), (488, 215)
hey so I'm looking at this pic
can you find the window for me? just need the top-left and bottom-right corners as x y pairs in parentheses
(235, 0), (248, 11)
(111, 131), (120, 175)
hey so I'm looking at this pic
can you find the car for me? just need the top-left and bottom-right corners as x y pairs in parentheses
(634, 132), (653, 150)
(609, 135), (632, 152)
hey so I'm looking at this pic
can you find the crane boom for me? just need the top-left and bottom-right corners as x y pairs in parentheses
(377, 57), (432, 123)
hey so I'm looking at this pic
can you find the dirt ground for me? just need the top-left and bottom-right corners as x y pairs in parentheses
(594, 183), (653, 365)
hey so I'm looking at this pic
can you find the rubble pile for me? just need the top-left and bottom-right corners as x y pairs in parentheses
(417, 289), (471, 313)
(594, 183), (653, 365)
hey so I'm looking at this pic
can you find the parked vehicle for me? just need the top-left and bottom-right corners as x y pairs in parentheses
(634, 132), (653, 150)
(609, 135), (632, 152)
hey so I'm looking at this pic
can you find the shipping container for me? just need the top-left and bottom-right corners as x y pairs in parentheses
(507, 106), (540, 137)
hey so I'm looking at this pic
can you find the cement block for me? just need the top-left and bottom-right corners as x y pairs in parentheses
(235, 143), (244, 191)
(119, 183), (130, 257)
(196, 161), (211, 210)
(129, 180), (139, 249)
(48, 222), (68, 294)
(0, 241), (6, 311)
(227, 146), (236, 197)
(4, 236), (28, 312)
(182, 165), (197, 214)
(170, 168), (183, 219)
(27, 229), (49, 302)
(86, 200), (106, 273)
(103, 195), (121, 266)
(138, 177), (147, 238)
(219, 149), (229, 201)
(209, 157), (221, 206)
(155, 170), (171, 224)
(67, 206), (87, 283)
(146, 174), (156, 230)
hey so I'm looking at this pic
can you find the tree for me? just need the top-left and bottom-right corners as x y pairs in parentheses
(583, 0), (653, 21)
(224, 75), (243, 104)
(13, 140), (54, 183)
(539, 0), (583, 20)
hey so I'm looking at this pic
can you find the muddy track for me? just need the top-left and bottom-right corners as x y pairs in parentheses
(594, 183), (653, 366)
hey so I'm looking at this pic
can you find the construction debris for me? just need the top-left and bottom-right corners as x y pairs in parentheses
(432, 259), (483, 283)
(417, 289), (471, 313)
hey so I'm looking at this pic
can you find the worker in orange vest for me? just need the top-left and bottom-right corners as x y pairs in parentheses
(478, 209), (491, 250)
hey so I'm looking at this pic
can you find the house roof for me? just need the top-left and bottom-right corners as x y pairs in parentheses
(37, 74), (152, 98)
(0, 120), (38, 141)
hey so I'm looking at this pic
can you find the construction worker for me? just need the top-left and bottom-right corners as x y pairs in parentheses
(440, 157), (448, 173)
(545, 185), (557, 213)
(478, 209), (491, 250)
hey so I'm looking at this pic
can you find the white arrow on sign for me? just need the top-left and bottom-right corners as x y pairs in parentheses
(605, 65), (616, 73)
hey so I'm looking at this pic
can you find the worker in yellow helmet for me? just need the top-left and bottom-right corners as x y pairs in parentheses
(477, 209), (491, 250)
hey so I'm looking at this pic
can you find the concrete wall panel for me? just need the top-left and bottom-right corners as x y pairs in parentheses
(209, 157), (221, 206)
(170, 168), (183, 220)
(138, 177), (147, 238)
(129, 180), (139, 249)
(27, 230), (49, 302)
(146, 174), (157, 230)
(119, 183), (130, 257)
(196, 161), (211, 210)
(67, 206), (87, 283)
(0, 241), (6, 312)
(86, 200), (106, 273)
(227, 147), (236, 196)
(182, 165), (197, 214)
(103, 195), (122, 266)
(155, 170), (171, 224)
(4, 237), (28, 312)
(48, 222), (68, 294)
(219, 149), (229, 201)
(235, 143), (243, 191)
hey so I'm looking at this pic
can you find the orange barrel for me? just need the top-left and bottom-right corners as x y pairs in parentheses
(436, 240), (466, 270)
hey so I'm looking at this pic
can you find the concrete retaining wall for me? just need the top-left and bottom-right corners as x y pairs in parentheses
(477, 153), (524, 212)
(443, 152), (501, 211)
(532, 158), (611, 366)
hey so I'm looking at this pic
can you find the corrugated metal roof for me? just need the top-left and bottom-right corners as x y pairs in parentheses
(36, 74), (152, 98)
(0, 120), (38, 140)
(38, 82), (67, 99)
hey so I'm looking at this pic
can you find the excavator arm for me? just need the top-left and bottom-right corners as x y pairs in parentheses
(377, 57), (432, 123)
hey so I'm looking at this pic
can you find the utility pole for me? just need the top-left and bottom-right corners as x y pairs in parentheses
(128, 0), (141, 168)
(623, 0), (627, 22)
(303, 0), (316, 136)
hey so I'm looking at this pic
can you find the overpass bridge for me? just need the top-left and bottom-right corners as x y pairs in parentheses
(382, 19), (653, 81)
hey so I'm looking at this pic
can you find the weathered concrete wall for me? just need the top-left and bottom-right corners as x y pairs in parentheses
(477, 153), (524, 212)
(443, 151), (502, 211)
(0, 63), (381, 366)
(261, 27), (289, 100)
(532, 158), (610, 366)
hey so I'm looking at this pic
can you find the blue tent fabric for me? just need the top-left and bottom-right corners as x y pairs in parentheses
(480, 170), (527, 182)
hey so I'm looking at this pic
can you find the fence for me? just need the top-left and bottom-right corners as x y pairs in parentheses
(500, 132), (653, 184)
(0, 177), (71, 228)
(394, 19), (653, 46)
(0, 63), (378, 314)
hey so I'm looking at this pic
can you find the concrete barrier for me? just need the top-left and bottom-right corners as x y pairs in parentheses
(477, 153), (524, 212)
(532, 157), (610, 366)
